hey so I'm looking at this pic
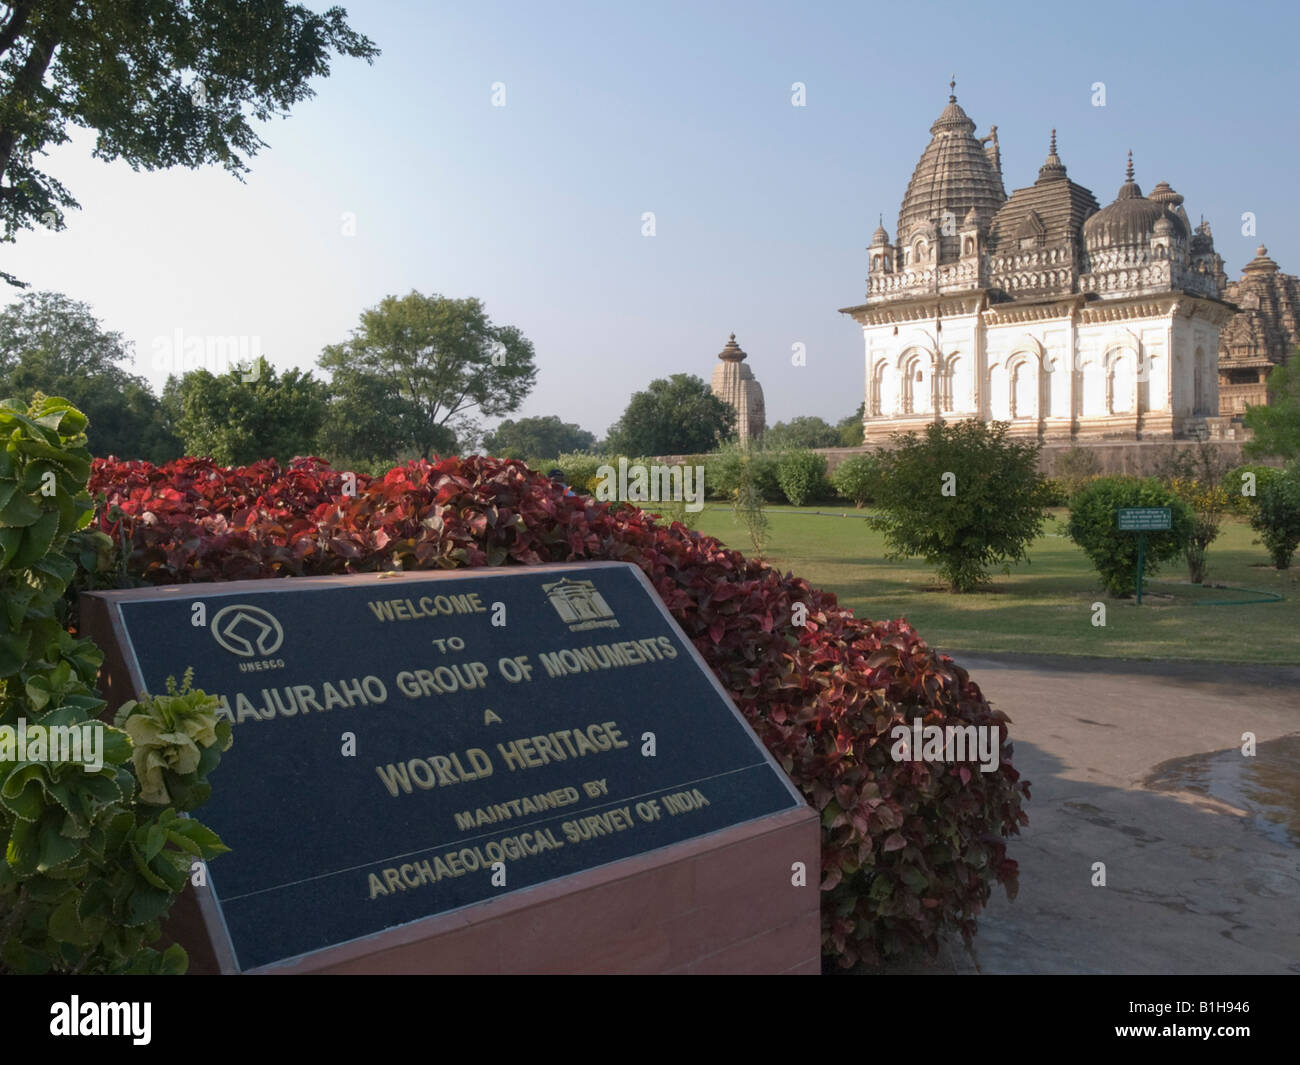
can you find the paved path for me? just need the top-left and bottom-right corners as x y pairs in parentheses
(883, 651), (1300, 974)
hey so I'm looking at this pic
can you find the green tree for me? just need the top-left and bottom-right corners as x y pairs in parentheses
(837, 402), (865, 446)
(0, 0), (378, 287)
(871, 419), (1049, 592)
(1249, 469), (1300, 569)
(314, 366), (440, 467)
(764, 416), (840, 450)
(606, 374), (735, 456)
(1243, 359), (1300, 462)
(166, 358), (327, 465)
(0, 291), (179, 460)
(319, 292), (536, 460)
(482, 416), (595, 460)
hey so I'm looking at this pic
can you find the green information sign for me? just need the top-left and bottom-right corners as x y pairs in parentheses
(1116, 507), (1172, 604)
(1117, 507), (1172, 531)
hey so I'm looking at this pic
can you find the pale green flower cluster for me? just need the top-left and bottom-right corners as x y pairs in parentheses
(116, 669), (232, 806)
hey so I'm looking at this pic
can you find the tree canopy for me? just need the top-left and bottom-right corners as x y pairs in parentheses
(1243, 358), (1300, 463)
(164, 357), (328, 466)
(482, 415), (595, 459)
(0, 0), (379, 286)
(318, 291), (537, 460)
(0, 290), (178, 460)
(764, 416), (840, 450)
(605, 374), (736, 456)
(837, 402), (865, 446)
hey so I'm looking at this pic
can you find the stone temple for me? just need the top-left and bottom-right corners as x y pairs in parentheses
(1218, 245), (1300, 415)
(840, 85), (1238, 444)
(710, 333), (765, 444)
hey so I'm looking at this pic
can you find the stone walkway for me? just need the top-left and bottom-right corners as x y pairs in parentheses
(882, 651), (1300, 974)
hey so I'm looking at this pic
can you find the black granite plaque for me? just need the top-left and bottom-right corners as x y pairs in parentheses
(93, 562), (802, 971)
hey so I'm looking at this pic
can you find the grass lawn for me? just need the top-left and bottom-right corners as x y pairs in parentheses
(688, 505), (1300, 665)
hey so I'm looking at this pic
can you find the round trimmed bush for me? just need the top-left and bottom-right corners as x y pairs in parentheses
(776, 449), (831, 506)
(84, 454), (1031, 968)
(831, 453), (882, 507)
(1066, 476), (1194, 595)
(706, 446), (783, 502)
(1249, 470), (1300, 568)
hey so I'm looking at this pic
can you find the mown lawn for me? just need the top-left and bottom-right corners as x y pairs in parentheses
(687, 505), (1300, 664)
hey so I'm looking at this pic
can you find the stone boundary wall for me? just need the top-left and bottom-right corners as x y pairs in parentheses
(654, 439), (1284, 479)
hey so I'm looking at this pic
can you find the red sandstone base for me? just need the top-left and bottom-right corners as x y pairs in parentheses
(166, 803), (820, 974)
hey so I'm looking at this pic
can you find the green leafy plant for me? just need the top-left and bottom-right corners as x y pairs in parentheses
(117, 669), (233, 808)
(732, 452), (769, 557)
(705, 442), (784, 503)
(1221, 463), (1283, 516)
(831, 454), (882, 507)
(0, 396), (230, 974)
(1066, 476), (1194, 596)
(1167, 477), (1229, 584)
(1249, 470), (1300, 569)
(871, 420), (1050, 593)
(551, 452), (608, 496)
(775, 449), (830, 506)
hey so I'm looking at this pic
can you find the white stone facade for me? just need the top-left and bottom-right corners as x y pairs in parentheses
(859, 295), (1229, 442)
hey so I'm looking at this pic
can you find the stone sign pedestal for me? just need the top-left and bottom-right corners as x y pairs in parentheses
(165, 802), (818, 975)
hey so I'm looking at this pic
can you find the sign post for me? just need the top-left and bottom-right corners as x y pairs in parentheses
(1116, 507), (1172, 605)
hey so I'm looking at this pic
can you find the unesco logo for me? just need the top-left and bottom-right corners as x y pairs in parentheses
(210, 605), (285, 658)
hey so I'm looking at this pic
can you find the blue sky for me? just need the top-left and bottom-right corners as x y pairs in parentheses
(7, 0), (1298, 443)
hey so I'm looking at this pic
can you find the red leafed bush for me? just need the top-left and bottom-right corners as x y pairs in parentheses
(85, 454), (1029, 967)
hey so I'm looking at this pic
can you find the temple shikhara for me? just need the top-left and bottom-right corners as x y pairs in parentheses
(709, 332), (766, 444)
(1218, 245), (1300, 414)
(840, 83), (1253, 444)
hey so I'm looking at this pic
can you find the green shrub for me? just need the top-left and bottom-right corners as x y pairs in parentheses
(831, 453), (882, 507)
(1066, 476), (1195, 595)
(706, 444), (783, 502)
(551, 452), (607, 495)
(0, 396), (231, 974)
(1221, 463), (1283, 515)
(871, 420), (1049, 592)
(1168, 478), (1230, 584)
(1039, 477), (1070, 508)
(1249, 471), (1300, 568)
(731, 452), (769, 555)
(776, 449), (830, 506)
